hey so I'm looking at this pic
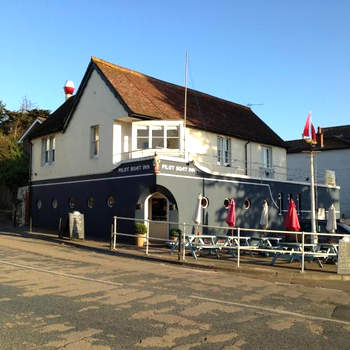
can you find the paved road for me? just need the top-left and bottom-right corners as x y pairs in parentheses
(0, 233), (350, 349)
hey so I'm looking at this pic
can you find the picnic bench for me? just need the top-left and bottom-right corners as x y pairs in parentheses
(271, 242), (337, 268)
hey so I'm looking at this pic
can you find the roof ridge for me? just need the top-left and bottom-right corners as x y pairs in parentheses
(92, 56), (147, 78)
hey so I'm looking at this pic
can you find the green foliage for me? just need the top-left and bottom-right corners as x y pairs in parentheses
(170, 228), (181, 237)
(0, 99), (50, 196)
(135, 222), (147, 235)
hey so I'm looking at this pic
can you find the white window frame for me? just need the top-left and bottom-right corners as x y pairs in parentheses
(217, 136), (231, 166)
(132, 121), (183, 151)
(262, 146), (272, 169)
(90, 125), (100, 158)
(41, 135), (56, 166)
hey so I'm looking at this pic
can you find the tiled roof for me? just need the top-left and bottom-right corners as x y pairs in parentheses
(286, 125), (350, 153)
(29, 96), (76, 139)
(30, 57), (285, 148)
(93, 57), (285, 147)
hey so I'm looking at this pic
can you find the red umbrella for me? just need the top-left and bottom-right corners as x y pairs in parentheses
(226, 199), (236, 227)
(284, 199), (300, 241)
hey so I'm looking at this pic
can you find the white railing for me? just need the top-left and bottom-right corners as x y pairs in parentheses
(112, 150), (336, 184)
(111, 216), (344, 273)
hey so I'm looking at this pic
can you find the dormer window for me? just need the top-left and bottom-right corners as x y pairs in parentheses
(133, 121), (181, 151)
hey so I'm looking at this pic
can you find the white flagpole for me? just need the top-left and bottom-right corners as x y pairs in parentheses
(183, 52), (188, 159)
(310, 150), (317, 244)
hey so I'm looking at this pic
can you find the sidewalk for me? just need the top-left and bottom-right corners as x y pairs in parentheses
(1, 223), (350, 289)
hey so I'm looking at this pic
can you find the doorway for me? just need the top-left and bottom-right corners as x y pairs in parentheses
(146, 192), (169, 242)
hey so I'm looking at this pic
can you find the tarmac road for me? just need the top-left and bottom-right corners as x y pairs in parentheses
(0, 233), (350, 349)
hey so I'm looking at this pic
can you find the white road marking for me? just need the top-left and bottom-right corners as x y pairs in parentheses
(0, 259), (123, 287)
(190, 295), (350, 326)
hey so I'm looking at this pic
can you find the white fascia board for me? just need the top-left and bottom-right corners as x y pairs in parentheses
(18, 119), (43, 143)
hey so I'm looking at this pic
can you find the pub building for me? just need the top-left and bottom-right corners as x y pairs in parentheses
(23, 57), (339, 241)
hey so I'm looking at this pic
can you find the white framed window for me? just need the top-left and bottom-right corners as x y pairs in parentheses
(262, 146), (272, 168)
(50, 136), (55, 163)
(166, 126), (180, 149)
(90, 125), (99, 158)
(217, 136), (231, 166)
(41, 136), (56, 166)
(133, 122), (181, 151)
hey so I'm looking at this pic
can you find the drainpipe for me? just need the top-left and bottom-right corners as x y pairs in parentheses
(245, 141), (250, 175)
(28, 140), (33, 227)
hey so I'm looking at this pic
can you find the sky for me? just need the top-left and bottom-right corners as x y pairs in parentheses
(1, 0), (349, 141)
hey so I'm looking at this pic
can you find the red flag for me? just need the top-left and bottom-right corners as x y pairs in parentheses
(311, 122), (317, 144)
(302, 113), (317, 145)
(302, 113), (311, 139)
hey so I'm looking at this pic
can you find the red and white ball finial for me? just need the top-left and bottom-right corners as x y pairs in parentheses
(64, 80), (74, 100)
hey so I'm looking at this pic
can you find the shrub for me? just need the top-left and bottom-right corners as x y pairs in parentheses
(135, 222), (147, 235)
(170, 228), (182, 238)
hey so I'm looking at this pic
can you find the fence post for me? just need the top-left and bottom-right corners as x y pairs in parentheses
(146, 219), (149, 255)
(177, 223), (182, 261)
(58, 217), (62, 238)
(237, 227), (241, 268)
(301, 231), (305, 273)
(110, 224), (113, 250)
(182, 222), (186, 261)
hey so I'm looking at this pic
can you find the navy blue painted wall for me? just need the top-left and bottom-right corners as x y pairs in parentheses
(30, 159), (340, 241)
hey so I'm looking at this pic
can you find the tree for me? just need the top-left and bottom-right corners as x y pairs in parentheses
(0, 99), (50, 200)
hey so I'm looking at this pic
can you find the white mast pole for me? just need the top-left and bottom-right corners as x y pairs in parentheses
(184, 52), (188, 159)
(310, 150), (317, 244)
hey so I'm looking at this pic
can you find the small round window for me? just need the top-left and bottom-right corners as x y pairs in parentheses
(243, 199), (251, 210)
(52, 199), (58, 209)
(37, 200), (42, 209)
(224, 198), (230, 209)
(201, 196), (209, 209)
(69, 197), (76, 209)
(107, 196), (115, 208)
(87, 197), (94, 209)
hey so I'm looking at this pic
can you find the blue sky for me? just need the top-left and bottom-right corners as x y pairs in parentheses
(1, 0), (349, 140)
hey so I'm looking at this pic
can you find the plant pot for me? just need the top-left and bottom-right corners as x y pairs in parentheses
(136, 233), (146, 247)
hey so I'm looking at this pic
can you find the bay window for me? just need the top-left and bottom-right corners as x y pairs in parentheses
(133, 122), (181, 151)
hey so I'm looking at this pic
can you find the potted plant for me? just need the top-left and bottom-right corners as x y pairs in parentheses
(135, 222), (147, 247)
(169, 228), (181, 242)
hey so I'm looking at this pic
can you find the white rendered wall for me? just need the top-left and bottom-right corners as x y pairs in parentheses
(287, 149), (350, 218)
(32, 69), (128, 181)
(31, 67), (287, 182)
(186, 128), (287, 180)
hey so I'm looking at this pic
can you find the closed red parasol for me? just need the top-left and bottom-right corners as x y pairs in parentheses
(284, 199), (300, 232)
(226, 199), (236, 227)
